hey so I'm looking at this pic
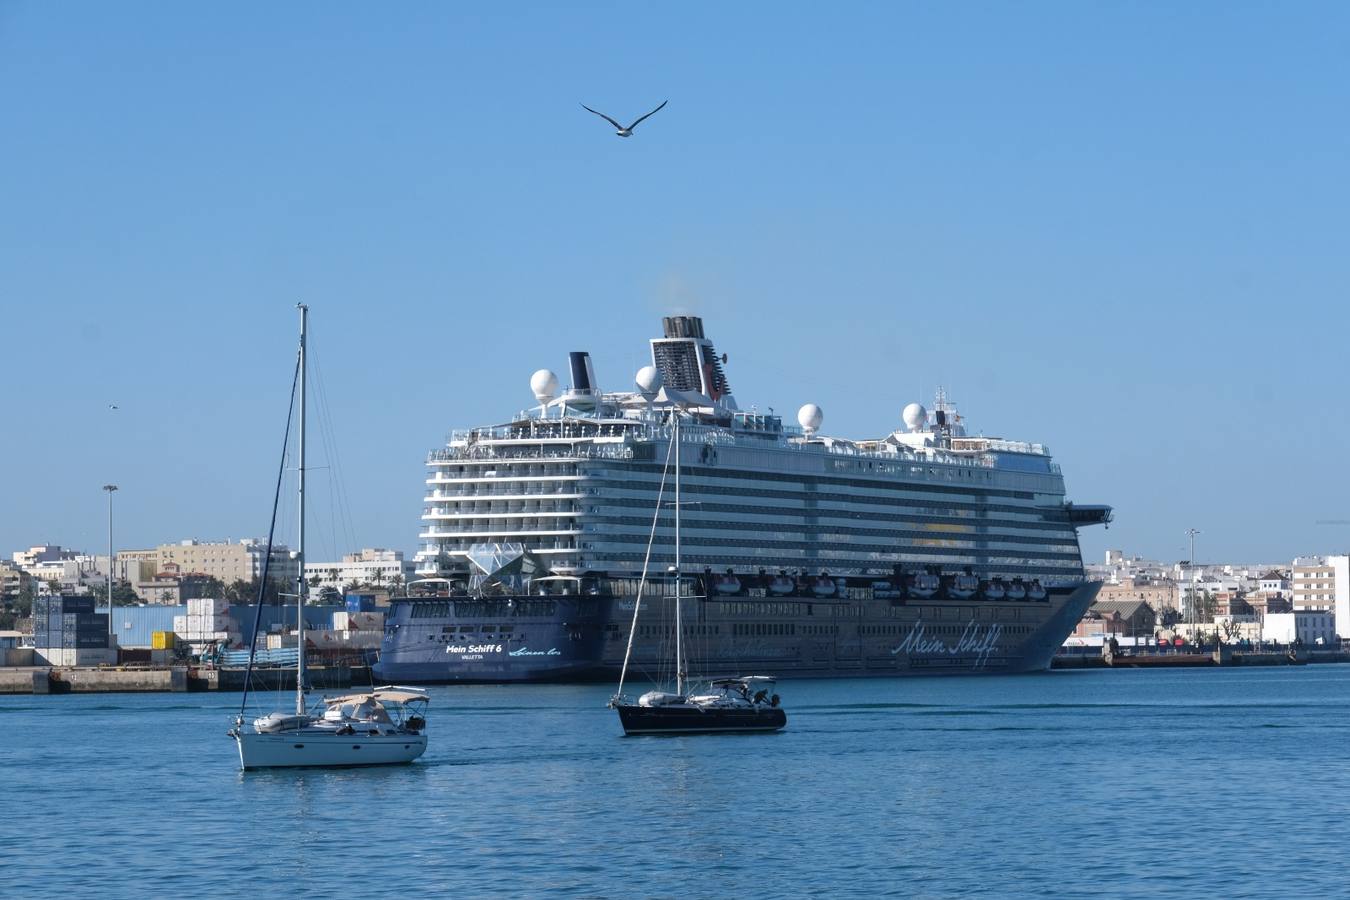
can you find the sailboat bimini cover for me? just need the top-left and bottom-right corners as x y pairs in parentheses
(466, 542), (547, 592)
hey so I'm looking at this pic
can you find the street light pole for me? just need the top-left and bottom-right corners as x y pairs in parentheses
(1185, 528), (1201, 636)
(103, 484), (118, 643)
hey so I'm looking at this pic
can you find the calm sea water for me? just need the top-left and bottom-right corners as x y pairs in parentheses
(6, 666), (1349, 898)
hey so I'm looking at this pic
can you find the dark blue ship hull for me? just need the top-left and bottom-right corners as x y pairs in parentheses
(373, 581), (1102, 684)
(373, 594), (609, 683)
(615, 704), (787, 735)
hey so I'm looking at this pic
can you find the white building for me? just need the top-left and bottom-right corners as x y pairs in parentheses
(1263, 611), (1336, 646)
(1257, 571), (1287, 594)
(304, 549), (415, 593)
(11, 545), (78, 571)
(27, 558), (105, 592)
(1332, 555), (1350, 640)
(1291, 557), (1335, 610)
(156, 539), (297, 587)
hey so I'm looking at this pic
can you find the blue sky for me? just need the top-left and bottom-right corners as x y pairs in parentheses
(2, 2), (1346, 566)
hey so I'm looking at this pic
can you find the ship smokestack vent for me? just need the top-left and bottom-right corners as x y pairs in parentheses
(568, 351), (597, 395)
(662, 316), (705, 339)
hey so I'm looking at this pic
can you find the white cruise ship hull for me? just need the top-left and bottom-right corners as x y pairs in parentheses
(234, 730), (427, 770)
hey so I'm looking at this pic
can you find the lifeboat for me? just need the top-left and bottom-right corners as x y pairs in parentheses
(909, 573), (939, 599)
(949, 573), (979, 599)
(812, 577), (836, 598)
(1026, 580), (1047, 602)
(1005, 579), (1027, 602)
(984, 579), (1006, 601)
(870, 580), (902, 600)
(768, 574), (795, 596)
(253, 712), (311, 734)
(713, 574), (742, 595)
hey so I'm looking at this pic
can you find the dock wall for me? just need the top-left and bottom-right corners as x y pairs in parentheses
(0, 665), (364, 694)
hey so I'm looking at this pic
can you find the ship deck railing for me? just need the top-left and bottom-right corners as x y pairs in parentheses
(434, 426), (1055, 472)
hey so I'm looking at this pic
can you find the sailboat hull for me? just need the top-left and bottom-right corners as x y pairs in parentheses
(234, 730), (428, 770)
(615, 704), (786, 735)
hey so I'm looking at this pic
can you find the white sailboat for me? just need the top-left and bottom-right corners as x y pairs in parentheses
(230, 305), (430, 770)
(610, 409), (786, 735)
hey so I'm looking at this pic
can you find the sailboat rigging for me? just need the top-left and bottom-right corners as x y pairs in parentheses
(610, 410), (787, 735)
(229, 305), (430, 769)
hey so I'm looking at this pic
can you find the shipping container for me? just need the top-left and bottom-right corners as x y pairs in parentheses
(57, 596), (96, 614)
(38, 647), (117, 666)
(345, 594), (377, 613)
(188, 597), (230, 616)
(227, 604), (342, 645)
(332, 611), (385, 631)
(151, 631), (176, 650)
(110, 606), (184, 649)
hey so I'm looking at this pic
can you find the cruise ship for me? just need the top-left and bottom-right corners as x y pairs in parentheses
(375, 316), (1111, 682)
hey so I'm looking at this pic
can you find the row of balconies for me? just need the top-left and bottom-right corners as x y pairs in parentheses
(423, 518), (577, 531)
(426, 502), (580, 517)
(422, 539), (579, 554)
(425, 486), (581, 499)
(429, 463), (579, 478)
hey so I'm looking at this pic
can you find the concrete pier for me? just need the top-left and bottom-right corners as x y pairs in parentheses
(1054, 648), (1345, 669)
(0, 665), (368, 695)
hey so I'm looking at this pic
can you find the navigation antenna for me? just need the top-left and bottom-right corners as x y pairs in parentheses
(933, 385), (952, 447)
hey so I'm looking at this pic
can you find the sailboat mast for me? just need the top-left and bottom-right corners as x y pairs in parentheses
(295, 303), (308, 718)
(674, 412), (684, 695)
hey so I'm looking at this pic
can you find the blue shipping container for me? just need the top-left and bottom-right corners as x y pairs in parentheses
(57, 596), (96, 614)
(108, 606), (184, 649)
(345, 594), (377, 613)
(103, 604), (346, 648)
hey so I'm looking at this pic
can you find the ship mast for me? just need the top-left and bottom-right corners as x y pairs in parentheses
(296, 303), (308, 718)
(674, 411), (684, 695)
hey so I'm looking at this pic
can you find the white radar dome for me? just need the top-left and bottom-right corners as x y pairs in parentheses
(635, 365), (663, 398)
(902, 402), (927, 432)
(530, 369), (559, 403)
(797, 403), (824, 436)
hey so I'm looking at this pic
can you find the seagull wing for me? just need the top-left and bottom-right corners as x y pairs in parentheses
(625, 99), (668, 131)
(581, 104), (625, 130)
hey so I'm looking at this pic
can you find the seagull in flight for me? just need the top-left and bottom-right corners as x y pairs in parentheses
(580, 100), (667, 137)
(108, 403), (119, 410)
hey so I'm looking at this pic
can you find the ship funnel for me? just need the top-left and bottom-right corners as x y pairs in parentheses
(568, 351), (598, 396)
(662, 316), (705, 339)
(650, 315), (732, 404)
